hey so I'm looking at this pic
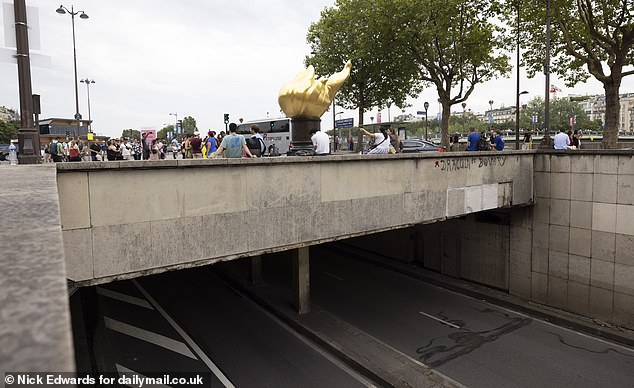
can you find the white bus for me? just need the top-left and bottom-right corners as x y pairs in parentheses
(236, 118), (292, 155)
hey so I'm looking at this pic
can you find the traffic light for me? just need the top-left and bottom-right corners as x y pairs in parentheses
(224, 113), (229, 124)
(177, 120), (183, 133)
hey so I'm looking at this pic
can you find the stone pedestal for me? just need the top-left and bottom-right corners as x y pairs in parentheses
(288, 118), (319, 156)
(18, 128), (41, 164)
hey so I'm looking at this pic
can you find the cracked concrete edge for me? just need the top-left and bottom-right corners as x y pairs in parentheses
(331, 243), (634, 350)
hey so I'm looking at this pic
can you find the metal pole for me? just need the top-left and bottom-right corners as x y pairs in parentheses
(71, 6), (81, 129)
(425, 113), (428, 141)
(15, 0), (40, 164)
(86, 81), (92, 131)
(515, 0), (521, 150)
(332, 99), (336, 151)
(544, 0), (551, 146)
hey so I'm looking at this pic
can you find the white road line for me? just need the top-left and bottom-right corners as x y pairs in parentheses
(104, 317), (196, 360)
(97, 286), (154, 309)
(115, 364), (171, 388)
(419, 311), (461, 329)
(132, 279), (236, 388)
(322, 271), (344, 281)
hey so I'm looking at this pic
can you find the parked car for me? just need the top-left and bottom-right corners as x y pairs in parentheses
(400, 139), (445, 153)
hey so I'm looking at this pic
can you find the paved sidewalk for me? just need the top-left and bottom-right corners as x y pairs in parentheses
(217, 267), (464, 388)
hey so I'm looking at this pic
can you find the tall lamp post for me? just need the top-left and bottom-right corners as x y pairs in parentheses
(424, 101), (429, 141)
(56, 4), (89, 130)
(169, 112), (178, 134)
(488, 100), (494, 132)
(543, 0), (552, 146)
(14, 0), (40, 163)
(516, 91), (529, 149)
(80, 78), (94, 132)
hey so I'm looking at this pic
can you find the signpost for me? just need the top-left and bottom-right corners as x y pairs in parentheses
(334, 118), (354, 129)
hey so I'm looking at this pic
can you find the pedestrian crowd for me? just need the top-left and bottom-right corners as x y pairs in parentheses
(42, 127), (258, 162)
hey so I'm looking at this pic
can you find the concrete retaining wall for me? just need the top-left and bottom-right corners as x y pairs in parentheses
(510, 151), (634, 329)
(57, 152), (534, 285)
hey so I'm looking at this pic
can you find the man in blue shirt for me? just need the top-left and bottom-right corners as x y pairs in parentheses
(492, 130), (505, 151)
(466, 127), (480, 151)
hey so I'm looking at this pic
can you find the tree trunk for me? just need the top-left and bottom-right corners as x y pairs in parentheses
(440, 101), (451, 149)
(602, 81), (620, 149)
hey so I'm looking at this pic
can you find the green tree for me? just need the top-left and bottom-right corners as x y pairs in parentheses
(306, 0), (422, 149)
(182, 116), (196, 135)
(393, 0), (511, 147)
(519, 97), (599, 134)
(0, 120), (19, 143)
(514, 0), (634, 148)
(158, 124), (174, 140)
(121, 129), (140, 139)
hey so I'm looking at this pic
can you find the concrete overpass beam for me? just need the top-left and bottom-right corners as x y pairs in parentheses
(292, 247), (310, 314)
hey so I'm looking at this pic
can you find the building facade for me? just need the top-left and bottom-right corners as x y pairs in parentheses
(571, 93), (634, 134)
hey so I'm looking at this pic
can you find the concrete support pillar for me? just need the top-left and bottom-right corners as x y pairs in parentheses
(249, 255), (262, 285)
(292, 247), (310, 314)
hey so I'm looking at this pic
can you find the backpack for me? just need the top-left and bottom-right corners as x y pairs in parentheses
(245, 137), (259, 150)
(477, 137), (491, 151)
(50, 142), (59, 156)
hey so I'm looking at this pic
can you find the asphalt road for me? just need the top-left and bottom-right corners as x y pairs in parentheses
(90, 269), (371, 388)
(299, 247), (634, 388)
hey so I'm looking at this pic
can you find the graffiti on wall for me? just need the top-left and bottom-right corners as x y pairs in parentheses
(434, 156), (507, 172)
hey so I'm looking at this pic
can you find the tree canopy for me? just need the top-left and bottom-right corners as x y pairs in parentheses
(305, 0), (422, 131)
(393, 0), (511, 147)
(306, 0), (510, 148)
(182, 116), (197, 135)
(514, 0), (634, 148)
(0, 120), (19, 144)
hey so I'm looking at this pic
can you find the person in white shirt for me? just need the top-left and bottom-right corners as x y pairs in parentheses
(553, 128), (570, 150)
(310, 128), (330, 155)
(120, 139), (132, 160)
(359, 126), (390, 154)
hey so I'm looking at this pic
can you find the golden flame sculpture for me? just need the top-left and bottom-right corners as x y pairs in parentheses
(278, 60), (352, 119)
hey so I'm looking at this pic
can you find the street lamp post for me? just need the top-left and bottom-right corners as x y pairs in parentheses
(80, 78), (94, 132)
(56, 4), (89, 131)
(544, 0), (552, 146)
(424, 101), (429, 141)
(169, 112), (178, 134)
(516, 91), (529, 149)
(488, 100), (494, 132)
(14, 0), (40, 164)
(332, 100), (337, 151)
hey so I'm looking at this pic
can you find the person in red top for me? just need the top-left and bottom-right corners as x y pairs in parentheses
(68, 140), (81, 162)
(190, 131), (203, 158)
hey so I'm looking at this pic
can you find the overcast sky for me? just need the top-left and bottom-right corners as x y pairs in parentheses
(1, 0), (633, 138)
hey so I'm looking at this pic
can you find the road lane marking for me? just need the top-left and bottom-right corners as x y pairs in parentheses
(97, 286), (154, 309)
(419, 312), (461, 329)
(115, 364), (171, 388)
(133, 279), (236, 388)
(322, 271), (344, 281)
(104, 316), (196, 360)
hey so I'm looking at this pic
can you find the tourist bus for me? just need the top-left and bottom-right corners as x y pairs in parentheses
(236, 118), (292, 155)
